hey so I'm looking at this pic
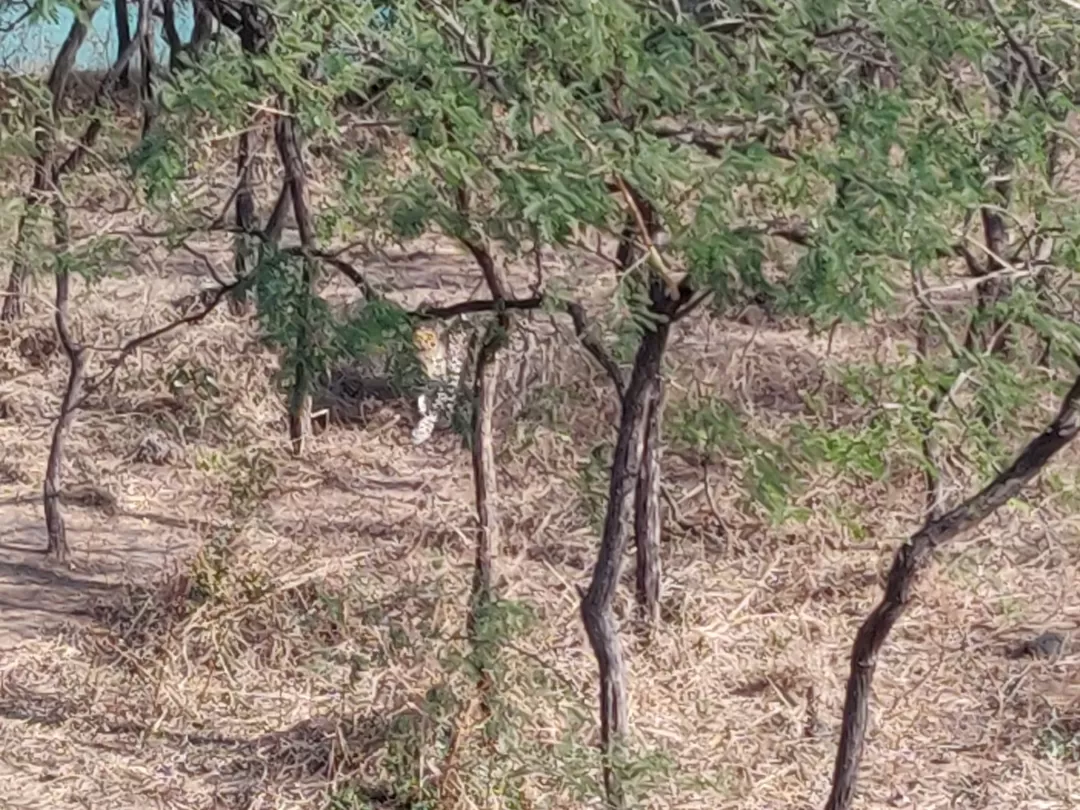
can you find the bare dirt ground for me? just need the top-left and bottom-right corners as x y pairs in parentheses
(1, 180), (1079, 810)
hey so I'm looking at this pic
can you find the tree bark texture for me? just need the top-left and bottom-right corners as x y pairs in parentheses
(137, 11), (154, 137)
(825, 371), (1080, 810)
(43, 197), (84, 561)
(113, 0), (131, 88)
(615, 198), (668, 636)
(581, 280), (672, 808)
(633, 383), (663, 633)
(468, 323), (502, 627)
(965, 56), (1018, 360)
(457, 194), (510, 630)
(273, 109), (316, 455)
(161, 0), (184, 70)
(228, 0), (278, 316)
(230, 128), (257, 315)
(191, 0), (215, 55)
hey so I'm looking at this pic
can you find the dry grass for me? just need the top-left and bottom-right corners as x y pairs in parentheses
(0, 144), (1079, 810)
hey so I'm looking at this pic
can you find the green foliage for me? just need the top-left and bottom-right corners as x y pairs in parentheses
(668, 396), (805, 523)
(21, 0), (1080, 802)
(128, 131), (189, 209)
(1038, 720), (1080, 763)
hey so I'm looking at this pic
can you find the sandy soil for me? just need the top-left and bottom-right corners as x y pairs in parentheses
(0, 209), (1078, 810)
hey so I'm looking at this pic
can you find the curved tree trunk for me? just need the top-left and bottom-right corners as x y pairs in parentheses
(39, 0), (148, 557)
(581, 279), (672, 808)
(824, 371), (1080, 810)
(43, 198), (85, 562)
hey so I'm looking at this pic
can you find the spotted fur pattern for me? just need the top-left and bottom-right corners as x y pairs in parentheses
(411, 320), (476, 445)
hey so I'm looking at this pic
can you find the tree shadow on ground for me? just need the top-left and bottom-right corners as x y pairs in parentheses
(0, 681), (417, 808)
(0, 538), (127, 645)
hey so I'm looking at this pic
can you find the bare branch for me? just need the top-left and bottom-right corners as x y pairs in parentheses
(70, 278), (241, 412)
(411, 296), (544, 321)
(566, 301), (626, 397)
(54, 0), (151, 179)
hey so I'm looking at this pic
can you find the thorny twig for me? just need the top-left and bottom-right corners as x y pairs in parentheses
(68, 277), (242, 413)
(565, 301), (625, 397)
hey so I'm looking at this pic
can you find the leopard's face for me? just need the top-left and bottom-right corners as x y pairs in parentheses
(412, 326), (444, 376)
(412, 326), (439, 353)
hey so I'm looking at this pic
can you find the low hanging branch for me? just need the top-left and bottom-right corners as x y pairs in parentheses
(825, 369), (1080, 810)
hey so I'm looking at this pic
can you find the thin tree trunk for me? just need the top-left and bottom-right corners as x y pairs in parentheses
(911, 273), (945, 520)
(227, 0), (274, 316)
(964, 202), (1013, 358)
(191, 0), (214, 55)
(468, 324), (501, 625)
(264, 181), (292, 244)
(633, 385), (662, 633)
(581, 280), (672, 808)
(137, 12), (154, 136)
(161, 0), (184, 70)
(614, 198), (667, 637)
(43, 197), (85, 562)
(2, 195), (41, 321)
(964, 57), (1018, 360)
(824, 371), (1080, 810)
(39, 0), (144, 557)
(114, 0), (131, 89)
(458, 195), (510, 637)
(273, 110), (315, 455)
(230, 128), (257, 315)
(454, 189), (512, 750)
(1, 6), (96, 322)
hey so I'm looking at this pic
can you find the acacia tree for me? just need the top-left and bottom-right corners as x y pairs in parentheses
(16, 0), (1079, 803)
(368, 1), (1080, 805)
(816, 2), (1080, 807)
(0, 0), (156, 558)
(222, 1), (1080, 805)
(317, 1), (844, 802)
(2, 0), (269, 558)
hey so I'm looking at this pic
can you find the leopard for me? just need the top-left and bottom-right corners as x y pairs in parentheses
(410, 317), (480, 445)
